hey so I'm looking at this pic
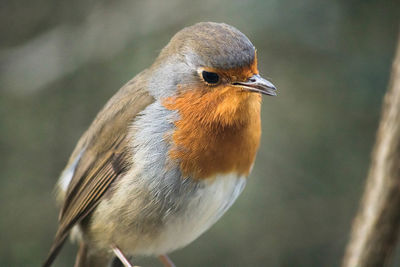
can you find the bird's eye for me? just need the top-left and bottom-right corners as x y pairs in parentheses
(202, 71), (220, 84)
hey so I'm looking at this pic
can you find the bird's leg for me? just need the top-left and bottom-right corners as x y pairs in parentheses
(111, 245), (139, 267)
(158, 254), (176, 267)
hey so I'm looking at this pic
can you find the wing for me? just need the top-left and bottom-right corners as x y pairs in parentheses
(43, 71), (154, 267)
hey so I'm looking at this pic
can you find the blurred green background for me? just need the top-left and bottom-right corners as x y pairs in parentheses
(1, 0), (399, 266)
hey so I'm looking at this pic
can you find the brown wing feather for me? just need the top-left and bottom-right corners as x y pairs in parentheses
(43, 72), (154, 267)
(43, 147), (126, 267)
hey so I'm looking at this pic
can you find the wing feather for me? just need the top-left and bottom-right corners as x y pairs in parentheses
(43, 73), (154, 267)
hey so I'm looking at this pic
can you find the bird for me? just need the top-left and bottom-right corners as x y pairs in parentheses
(43, 21), (276, 267)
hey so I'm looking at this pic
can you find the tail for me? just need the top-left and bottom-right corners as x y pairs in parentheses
(42, 231), (69, 267)
(44, 238), (114, 267)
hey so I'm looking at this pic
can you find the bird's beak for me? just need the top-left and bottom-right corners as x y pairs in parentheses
(233, 74), (277, 96)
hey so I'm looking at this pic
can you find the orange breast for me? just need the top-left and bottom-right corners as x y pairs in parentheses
(163, 85), (262, 180)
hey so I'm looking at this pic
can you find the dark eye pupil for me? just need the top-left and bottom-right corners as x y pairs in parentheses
(202, 71), (219, 84)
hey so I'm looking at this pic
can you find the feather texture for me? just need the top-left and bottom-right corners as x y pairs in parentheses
(43, 72), (154, 267)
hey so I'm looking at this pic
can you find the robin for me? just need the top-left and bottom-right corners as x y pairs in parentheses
(43, 22), (276, 267)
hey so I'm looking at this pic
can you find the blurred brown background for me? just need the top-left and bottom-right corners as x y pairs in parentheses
(1, 0), (399, 266)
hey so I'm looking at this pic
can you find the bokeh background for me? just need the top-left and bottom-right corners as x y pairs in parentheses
(1, 0), (399, 266)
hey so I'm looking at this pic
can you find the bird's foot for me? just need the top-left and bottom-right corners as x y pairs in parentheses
(111, 245), (140, 267)
(158, 254), (176, 267)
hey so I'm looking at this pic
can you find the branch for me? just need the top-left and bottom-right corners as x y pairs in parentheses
(342, 32), (400, 267)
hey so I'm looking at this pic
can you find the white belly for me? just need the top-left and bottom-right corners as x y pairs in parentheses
(136, 174), (246, 255)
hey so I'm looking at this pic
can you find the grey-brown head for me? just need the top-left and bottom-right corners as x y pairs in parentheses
(148, 22), (276, 99)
